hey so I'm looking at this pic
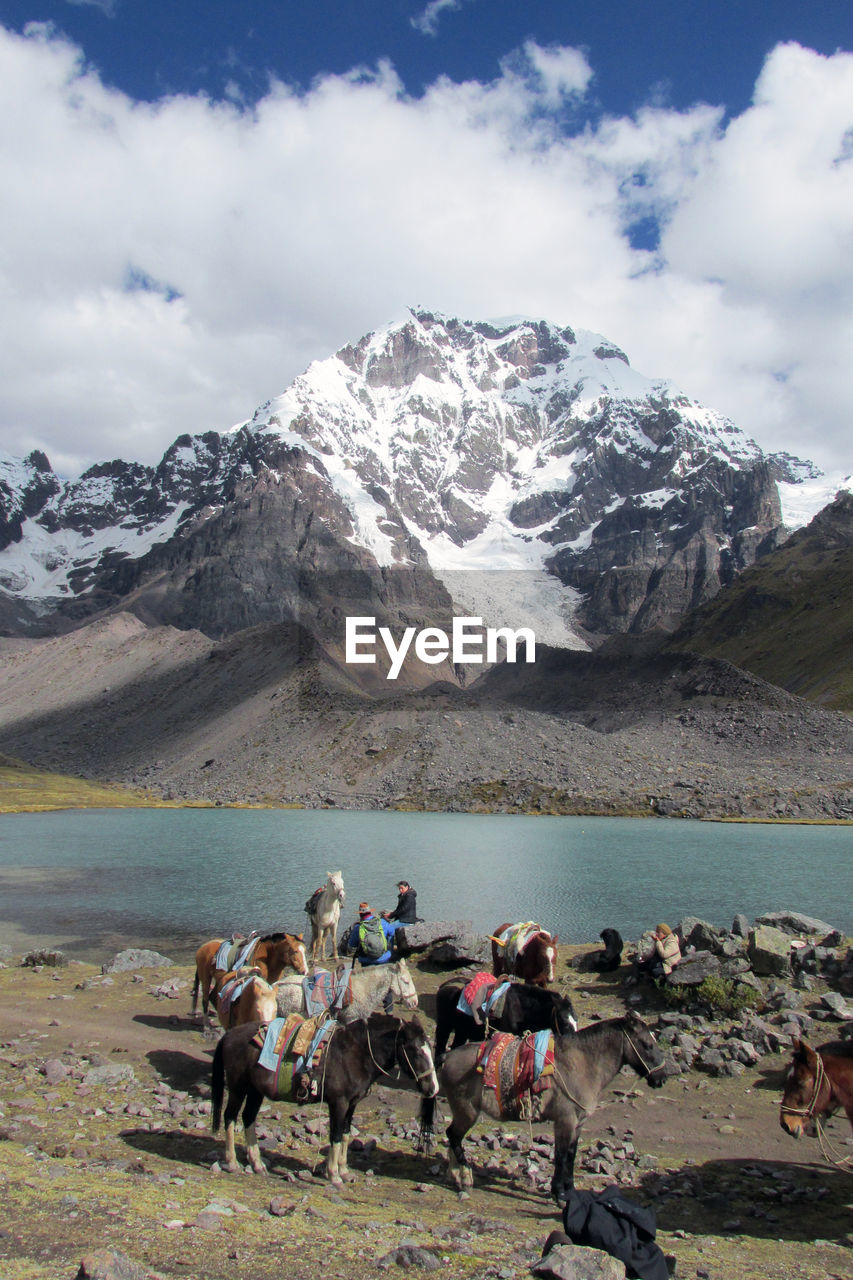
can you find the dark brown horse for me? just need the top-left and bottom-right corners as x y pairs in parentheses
(490, 921), (558, 987)
(192, 932), (308, 1026)
(212, 1014), (439, 1183)
(434, 977), (577, 1062)
(780, 1037), (853, 1143)
(419, 1011), (666, 1201)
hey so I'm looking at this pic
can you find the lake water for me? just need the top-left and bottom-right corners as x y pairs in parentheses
(0, 808), (849, 962)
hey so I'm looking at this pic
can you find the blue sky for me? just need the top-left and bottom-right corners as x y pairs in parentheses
(0, 1), (851, 475)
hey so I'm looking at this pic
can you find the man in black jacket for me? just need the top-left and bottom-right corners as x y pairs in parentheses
(384, 880), (418, 924)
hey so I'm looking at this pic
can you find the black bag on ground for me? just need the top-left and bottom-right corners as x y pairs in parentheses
(562, 1184), (670, 1280)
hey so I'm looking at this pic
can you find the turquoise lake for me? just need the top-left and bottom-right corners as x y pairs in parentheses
(0, 808), (849, 962)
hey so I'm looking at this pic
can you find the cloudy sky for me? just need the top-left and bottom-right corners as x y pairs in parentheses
(1, 1), (851, 477)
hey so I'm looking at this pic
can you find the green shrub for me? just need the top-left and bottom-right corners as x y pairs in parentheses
(661, 973), (760, 1017)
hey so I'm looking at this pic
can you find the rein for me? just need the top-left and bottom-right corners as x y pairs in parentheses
(780, 1052), (829, 1123)
(623, 1029), (662, 1080)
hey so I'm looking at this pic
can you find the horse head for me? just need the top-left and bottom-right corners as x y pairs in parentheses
(397, 1017), (439, 1098)
(553, 991), (578, 1035)
(780, 1038), (822, 1138)
(391, 958), (419, 1010)
(327, 870), (345, 904)
(622, 1011), (667, 1087)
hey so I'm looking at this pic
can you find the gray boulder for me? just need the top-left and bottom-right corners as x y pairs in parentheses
(395, 921), (473, 953)
(748, 926), (792, 977)
(531, 1242), (626, 1280)
(75, 1251), (147, 1280)
(665, 951), (721, 985)
(102, 948), (173, 973)
(731, 913), (749, 938)
(677, 917), (724, 954)
(754, 911), (835, 937)
(429, 933), (491, 965)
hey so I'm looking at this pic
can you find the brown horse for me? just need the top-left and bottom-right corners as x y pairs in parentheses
(212, 1013), (439, 1183)
(212, 968), (279, 1030)
(490, 921), (558, 987)
(419, 1011), (666, 1201)
(192, 932), (308, 1025)
(780, 1037), (853, 1142)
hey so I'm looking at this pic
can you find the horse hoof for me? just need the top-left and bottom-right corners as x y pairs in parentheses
(223, 1161), (241, 1174)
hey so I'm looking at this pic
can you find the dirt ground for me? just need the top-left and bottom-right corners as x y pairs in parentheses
(0, 944), (851, 1280)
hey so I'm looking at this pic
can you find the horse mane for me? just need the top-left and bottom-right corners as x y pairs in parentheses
(260, 931), (289, 943)
(818, 1041), (853, 1059)
(573, 1016), (631, 1045)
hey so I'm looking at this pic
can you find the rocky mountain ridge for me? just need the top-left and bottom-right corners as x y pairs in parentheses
(1, 310), (843, 652)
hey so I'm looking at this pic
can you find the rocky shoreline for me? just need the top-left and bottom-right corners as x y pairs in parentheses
(1, 906), (851, 1280)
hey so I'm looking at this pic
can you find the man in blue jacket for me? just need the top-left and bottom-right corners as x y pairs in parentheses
(346, 904), (401, 1010)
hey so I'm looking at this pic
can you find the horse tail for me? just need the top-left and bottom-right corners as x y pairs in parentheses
(191, 967), (200, 1014)
(211, 1037), (225, 1133)
(417, 1093), (436, 1154)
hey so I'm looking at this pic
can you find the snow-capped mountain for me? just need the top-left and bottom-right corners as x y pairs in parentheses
(0, 310), (848, 646)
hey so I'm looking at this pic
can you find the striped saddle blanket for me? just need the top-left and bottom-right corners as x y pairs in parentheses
(457, 973), (512, 1023)
(254, 1013), (335, 1100)
(302, 966), (353, 1017)
(476, 1030), (555, 1117)
(495, 922), (542, 965)
(214, 933), (259, 973)
(215, 970), (256, 1020)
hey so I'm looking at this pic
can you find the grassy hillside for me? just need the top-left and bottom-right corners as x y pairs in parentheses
(0, 752), (172, 814)
(669, 492), (853, 712)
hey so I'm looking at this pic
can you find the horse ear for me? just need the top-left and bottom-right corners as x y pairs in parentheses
(296, 933), (304, 941)
(551, 934), (559, 946)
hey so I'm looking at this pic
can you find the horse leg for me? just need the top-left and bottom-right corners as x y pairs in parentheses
(241, 1087), (268, 1175)
(222, 1081), (248, 1173)
(325, 1097), (358, 1184)
(550, 1116), (579, 1203)
(446, 1119), (474, 1190)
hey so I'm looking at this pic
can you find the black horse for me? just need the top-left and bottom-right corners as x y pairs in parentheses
(212, 1013), (438, 1184)
(434, 977), (578, 1061)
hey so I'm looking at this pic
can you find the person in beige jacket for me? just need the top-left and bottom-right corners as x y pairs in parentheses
(636, 923), (681, 980)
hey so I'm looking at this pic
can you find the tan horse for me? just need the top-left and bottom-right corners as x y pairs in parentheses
(212, 968), (279, 1030)
(192, 932), (307, 1026)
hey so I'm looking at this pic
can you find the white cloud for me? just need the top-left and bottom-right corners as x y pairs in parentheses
(0, 27), (851, 477)
(411, 1), (465, 38)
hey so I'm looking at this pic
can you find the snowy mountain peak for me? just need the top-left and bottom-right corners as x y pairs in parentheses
(0, 310), (844, 648)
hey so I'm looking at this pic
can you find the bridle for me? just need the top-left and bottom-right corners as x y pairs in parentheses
(780, 1053), (829, 1124)
(623, 1028), (664, 1081)
(780, 1054), (852, 1171)
(364, 1019), (436, 1089)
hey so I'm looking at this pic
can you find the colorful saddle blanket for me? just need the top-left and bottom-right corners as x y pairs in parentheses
(215, 970), (256, 1021)
(302, 965), (353, 1017)
(495, 922), (542, 965)
(255, 1013), (335, 1100)
(214, 933), (259, 973)
(476, 1030), (555, 1116)
(457, 974), (512, 1022)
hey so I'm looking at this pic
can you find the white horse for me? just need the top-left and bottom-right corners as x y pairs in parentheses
(307, 870), (345, 963)
(274, 959), (418, 1023)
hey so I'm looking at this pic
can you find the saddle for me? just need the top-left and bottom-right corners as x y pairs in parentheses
(495, 922), (541, 966)
(254, 1012), (335, 1101)
(302, 965), (353, 1017)
(476, 1030), (555, 1117)
(215, 968), (257, 1024)
(457, 973), (512, 1025)
(214, 933), (259, 973)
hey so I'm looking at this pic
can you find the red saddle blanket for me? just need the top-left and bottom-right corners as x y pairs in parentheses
(476, 1031), (555, 1116)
